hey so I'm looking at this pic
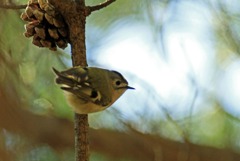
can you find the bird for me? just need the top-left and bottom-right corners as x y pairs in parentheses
(52, 66), (134, 114)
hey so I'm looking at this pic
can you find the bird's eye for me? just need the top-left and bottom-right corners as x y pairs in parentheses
(90, 90), (98, 98)
(115, 80), (121, 86)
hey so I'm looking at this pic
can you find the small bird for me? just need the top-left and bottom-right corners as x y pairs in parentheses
(52, 66), (134, 114)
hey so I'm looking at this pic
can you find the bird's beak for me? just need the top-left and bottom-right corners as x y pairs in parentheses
(127, 86), (135, 90)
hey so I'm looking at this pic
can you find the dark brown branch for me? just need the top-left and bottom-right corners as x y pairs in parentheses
(74, 113), (89, 161)
(46, 0), (89, 160)
(50, 1), (89, 161)
(86, 0), (116, 16)
(0, 4), (26, 9)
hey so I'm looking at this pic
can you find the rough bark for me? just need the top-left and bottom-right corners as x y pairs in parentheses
(46, 1), (89, 160)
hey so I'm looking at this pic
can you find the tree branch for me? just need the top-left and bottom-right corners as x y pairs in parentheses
(46, 0), (89, 160)
(0, 4), (26, 9)
(74, 113), (89, 161)
(86, 0), (116, 16)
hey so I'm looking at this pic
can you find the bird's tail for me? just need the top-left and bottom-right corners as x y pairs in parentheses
(52, 67), (76, 88)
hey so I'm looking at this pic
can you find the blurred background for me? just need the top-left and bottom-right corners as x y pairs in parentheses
(1, 0), (240, 160)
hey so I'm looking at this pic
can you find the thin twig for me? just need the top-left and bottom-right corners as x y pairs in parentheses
(86, 0), (116, 16)
(0, 4), (26, 9)
(49, 0), (90, 160)
(75, 113), (89, 161)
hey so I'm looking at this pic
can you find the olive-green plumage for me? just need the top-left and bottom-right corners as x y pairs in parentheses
(53, 66), (134, 114)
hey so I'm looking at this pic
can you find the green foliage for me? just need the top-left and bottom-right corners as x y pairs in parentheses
(1, 0), (240, 160)
(18, 146), (75, 161)
(90, 152), (133, 161)
(86, 0), (144, 28)
(0, 10), (73, 118)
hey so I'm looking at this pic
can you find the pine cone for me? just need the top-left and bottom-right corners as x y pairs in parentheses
(20, 0), (68, 51)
